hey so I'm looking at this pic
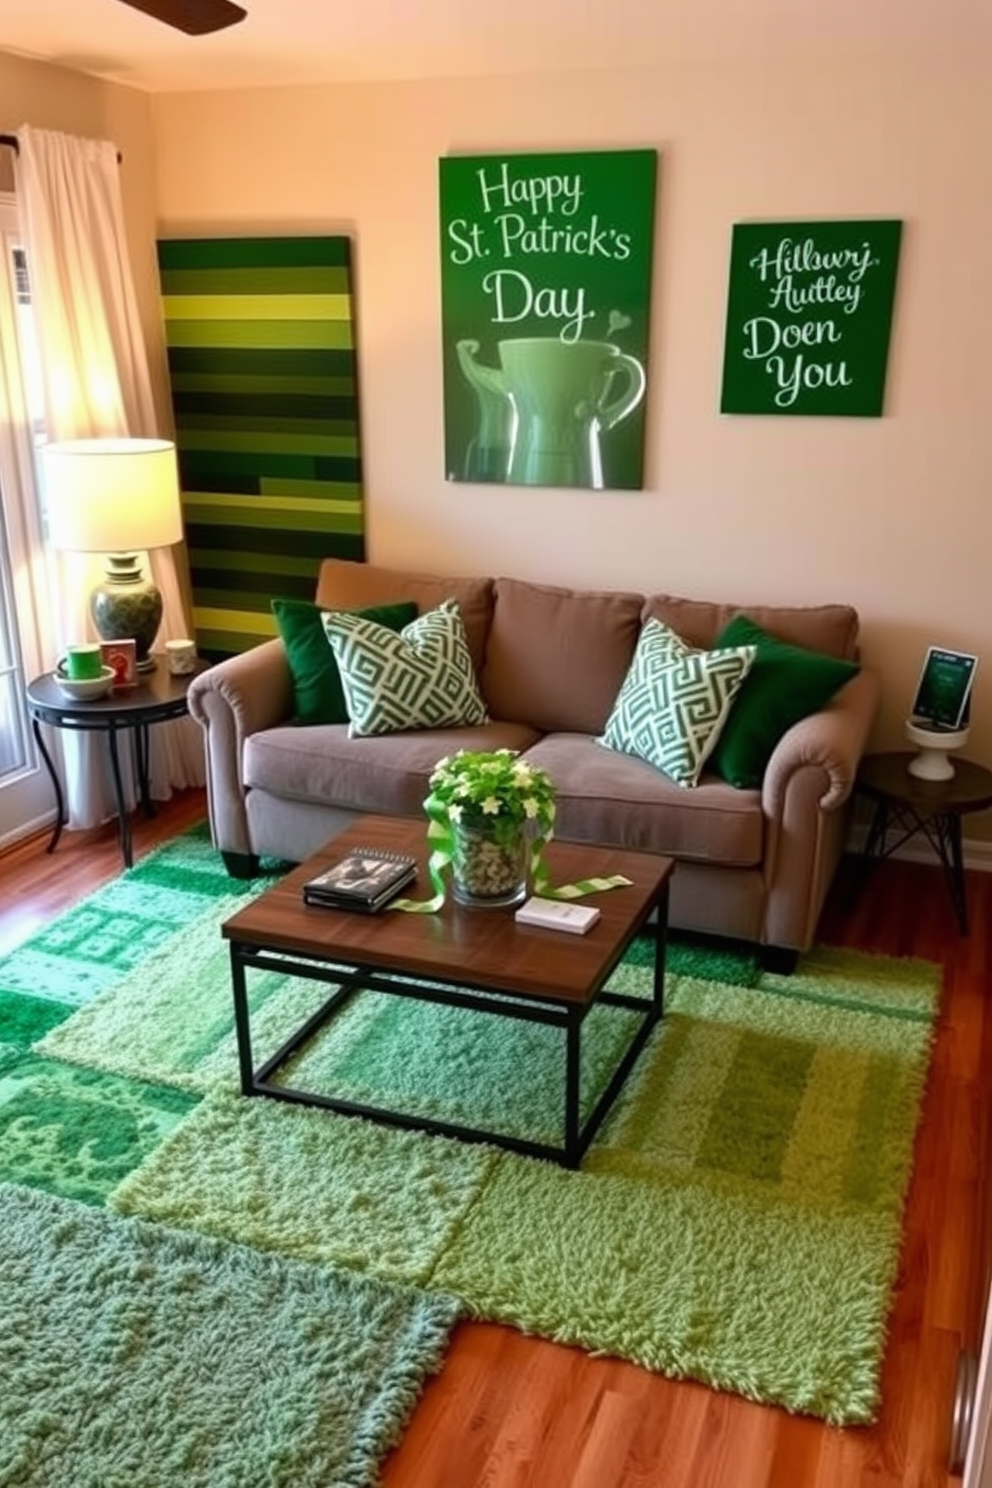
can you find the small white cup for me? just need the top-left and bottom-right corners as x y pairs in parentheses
(165, 638), (197, 676)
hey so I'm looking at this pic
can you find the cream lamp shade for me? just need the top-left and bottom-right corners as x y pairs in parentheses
(43, 438), (183, 552)
(42, 437), (185, 671)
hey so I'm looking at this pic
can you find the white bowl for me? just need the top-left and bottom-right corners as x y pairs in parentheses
(54, 665), (116, 701)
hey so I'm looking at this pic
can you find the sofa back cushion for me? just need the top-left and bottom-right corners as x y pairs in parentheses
(480, 576), (643, 734)
(642, 594), (860, 660)
(315, 559), (495, 675)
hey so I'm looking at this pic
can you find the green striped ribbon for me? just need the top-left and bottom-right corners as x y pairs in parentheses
(390, 796), (632, 913)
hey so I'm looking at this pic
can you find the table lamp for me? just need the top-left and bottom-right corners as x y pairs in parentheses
(42, 437), (185, 672)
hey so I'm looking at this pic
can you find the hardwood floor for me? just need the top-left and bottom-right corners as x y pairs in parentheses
(0, 789), (209, 957)
(0, 788), (986, 1487)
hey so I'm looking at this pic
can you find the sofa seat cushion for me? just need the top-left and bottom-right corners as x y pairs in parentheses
(643, 594), (860, 660)
(481, 576), (643, 734)
(244, 720), (542, 817)
(315, 558), (495, 676)
(520, 734), (763, 868)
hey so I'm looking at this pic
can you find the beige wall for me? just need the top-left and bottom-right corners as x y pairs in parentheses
(6, 49), (992, 829)
(0, 49), (172, 433)
(148, 59), (991, 782)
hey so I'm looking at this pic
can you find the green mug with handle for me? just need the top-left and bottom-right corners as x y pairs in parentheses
(58, 643), (104, 681)
(457, 336), (646, 488)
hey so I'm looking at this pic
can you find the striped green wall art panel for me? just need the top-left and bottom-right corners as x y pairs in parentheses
(157, 236), (365, 660)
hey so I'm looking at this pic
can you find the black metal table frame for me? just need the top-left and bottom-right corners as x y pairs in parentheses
(228, 889), (668, 1170)
(26, 676), (198, 869)
(861, 796), (970, 932)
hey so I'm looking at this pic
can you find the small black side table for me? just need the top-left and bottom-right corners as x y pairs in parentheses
(855, 751), (992, 934)
(26, 657), (210, 870)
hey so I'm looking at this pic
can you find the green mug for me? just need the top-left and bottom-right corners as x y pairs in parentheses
(59, 643), (104, 681)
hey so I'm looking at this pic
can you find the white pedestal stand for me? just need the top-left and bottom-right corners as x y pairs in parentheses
(905, 719), (970, 781)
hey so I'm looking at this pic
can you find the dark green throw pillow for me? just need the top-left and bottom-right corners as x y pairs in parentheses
(709, 614), (860, 788)
(271, 597), (418, 725)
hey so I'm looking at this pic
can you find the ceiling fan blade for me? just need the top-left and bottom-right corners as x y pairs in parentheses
(116, 0), (247, 35)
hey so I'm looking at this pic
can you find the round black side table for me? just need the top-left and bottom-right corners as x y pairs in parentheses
(25, 656), (210, 870)
(855, 751), (992, 934)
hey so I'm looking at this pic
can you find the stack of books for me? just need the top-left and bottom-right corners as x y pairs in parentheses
(302, 848), (417, 913)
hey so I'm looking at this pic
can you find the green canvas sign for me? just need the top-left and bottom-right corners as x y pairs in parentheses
(720, 219), (902, 417)
(439, 149), (657, 489)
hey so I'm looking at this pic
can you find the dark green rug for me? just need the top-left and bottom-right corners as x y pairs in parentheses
(2, 825), (942, 1425)
(1, 1182), (458, 1488)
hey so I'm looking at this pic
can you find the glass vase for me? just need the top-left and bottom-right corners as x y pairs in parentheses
(451, 817), (529, 909)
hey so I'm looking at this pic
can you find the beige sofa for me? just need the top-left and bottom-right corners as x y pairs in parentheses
(187, 558), (879, 965)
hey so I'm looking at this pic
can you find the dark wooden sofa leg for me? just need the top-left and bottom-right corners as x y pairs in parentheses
(222, 850), (261, 880)
(760, 945), (799, 975)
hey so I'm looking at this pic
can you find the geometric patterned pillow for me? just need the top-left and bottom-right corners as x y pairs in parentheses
(322, 598), (488, 737)
(272, 596), (418, 725)
(599, 618), (757, 787)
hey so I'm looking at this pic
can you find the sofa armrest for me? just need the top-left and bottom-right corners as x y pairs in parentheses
(187, 640), (294, 859)
(759, 667), (881, 951)
(762, 667), (881, 817)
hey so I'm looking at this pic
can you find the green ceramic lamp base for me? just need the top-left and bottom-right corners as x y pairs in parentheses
(89, 553), (163, 670)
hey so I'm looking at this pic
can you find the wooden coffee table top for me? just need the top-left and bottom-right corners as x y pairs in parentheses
(222, 815), (674, 1007)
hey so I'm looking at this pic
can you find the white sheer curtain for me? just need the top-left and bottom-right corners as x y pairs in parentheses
(13, 125), (204, 828)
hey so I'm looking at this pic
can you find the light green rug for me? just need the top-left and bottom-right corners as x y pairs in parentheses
(1, 1182), (458, 1488)
(9, 827), (942, 1425)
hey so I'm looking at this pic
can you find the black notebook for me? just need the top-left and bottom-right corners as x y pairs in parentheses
(302, 848), (417, 913)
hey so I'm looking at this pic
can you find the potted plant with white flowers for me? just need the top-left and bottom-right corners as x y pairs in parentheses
(425, 748), (557, 908)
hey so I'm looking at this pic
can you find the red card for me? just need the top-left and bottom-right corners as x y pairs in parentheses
(101, 639), (137, 687)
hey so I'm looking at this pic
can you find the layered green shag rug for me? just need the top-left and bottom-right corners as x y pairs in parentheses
(2, 825), (942, 1427)
(0, 1182), (458, 1488)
